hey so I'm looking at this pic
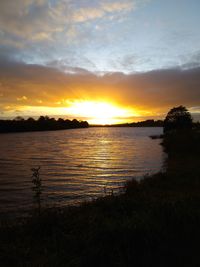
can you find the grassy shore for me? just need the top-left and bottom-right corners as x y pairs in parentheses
(1, 132), (200, 267)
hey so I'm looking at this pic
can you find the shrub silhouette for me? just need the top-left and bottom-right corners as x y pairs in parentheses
(163, 106), (192, 133)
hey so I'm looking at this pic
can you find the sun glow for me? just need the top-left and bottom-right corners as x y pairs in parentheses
(65, 100), (137, 125)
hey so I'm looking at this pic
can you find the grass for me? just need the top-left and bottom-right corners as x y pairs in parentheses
(1, 131), (200, 266)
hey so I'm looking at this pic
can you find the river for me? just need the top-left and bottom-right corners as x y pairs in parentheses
(0, 127), (165, 217)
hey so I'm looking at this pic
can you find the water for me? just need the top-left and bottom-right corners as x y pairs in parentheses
(0, 127), (165, 217)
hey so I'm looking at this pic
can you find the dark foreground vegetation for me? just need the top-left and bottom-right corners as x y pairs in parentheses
(1, 106), (200, 266)
(0, 116), (89, 133)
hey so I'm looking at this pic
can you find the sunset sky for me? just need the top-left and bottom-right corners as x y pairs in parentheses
(0, 0), (200, 124)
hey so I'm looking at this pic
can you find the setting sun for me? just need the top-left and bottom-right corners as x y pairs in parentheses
(64, 100), (137, 125)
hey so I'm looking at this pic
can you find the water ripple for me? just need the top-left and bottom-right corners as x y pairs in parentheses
(0, 127), (165, 216)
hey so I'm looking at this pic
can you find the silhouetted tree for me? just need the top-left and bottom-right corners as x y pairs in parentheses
(129, 120), (163, 127)
(38, 116), (46, 123)
(164, 106), (193, 133)
(27, 117), (35, 122)
(0, 116), (89, 132)
(14, 116), (24, 121)
(58, 118), (64, 123)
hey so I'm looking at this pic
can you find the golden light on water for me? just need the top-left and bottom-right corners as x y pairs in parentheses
(64, 100), (138, 125)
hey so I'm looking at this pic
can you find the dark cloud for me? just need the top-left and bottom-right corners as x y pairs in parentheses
(0, 54), (200, 119)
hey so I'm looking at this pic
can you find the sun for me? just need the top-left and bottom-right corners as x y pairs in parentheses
(64, 100), (137, 125)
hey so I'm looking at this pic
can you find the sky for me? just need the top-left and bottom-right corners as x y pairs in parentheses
(0, 0), (200, 123)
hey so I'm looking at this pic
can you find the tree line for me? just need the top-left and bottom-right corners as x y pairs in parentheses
(100, 119), (164, 127)
(0, 116), (89, 133)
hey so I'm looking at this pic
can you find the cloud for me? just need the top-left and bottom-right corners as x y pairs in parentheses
(180, 50), (200, 69)
(101, 1), (135, 13)
(0, 0), (136, 42)
(0, 55), (200, 119)
(72, 1), (135, 23)
(1, 0), (199, 76)
(0, 0), (144, 73)
(0, 0), (51, 39)
(72, 7), (105, 23)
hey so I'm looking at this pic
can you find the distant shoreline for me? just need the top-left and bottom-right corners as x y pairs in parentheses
(0, 125), (164, 134)
(0, 127), (89, 134)
(90, 125), (163, 127)
(0, 116), (89, 133)
(0, 118), (164, 133)
(90, 119), (163, 127)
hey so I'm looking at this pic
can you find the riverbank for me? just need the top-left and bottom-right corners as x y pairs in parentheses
(1, 131), (200, 267)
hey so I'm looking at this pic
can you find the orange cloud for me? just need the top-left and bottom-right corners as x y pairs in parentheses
(0, 58), (200, 120)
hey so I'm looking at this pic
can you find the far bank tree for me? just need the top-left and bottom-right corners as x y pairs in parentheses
(164, 106), (193, 133)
